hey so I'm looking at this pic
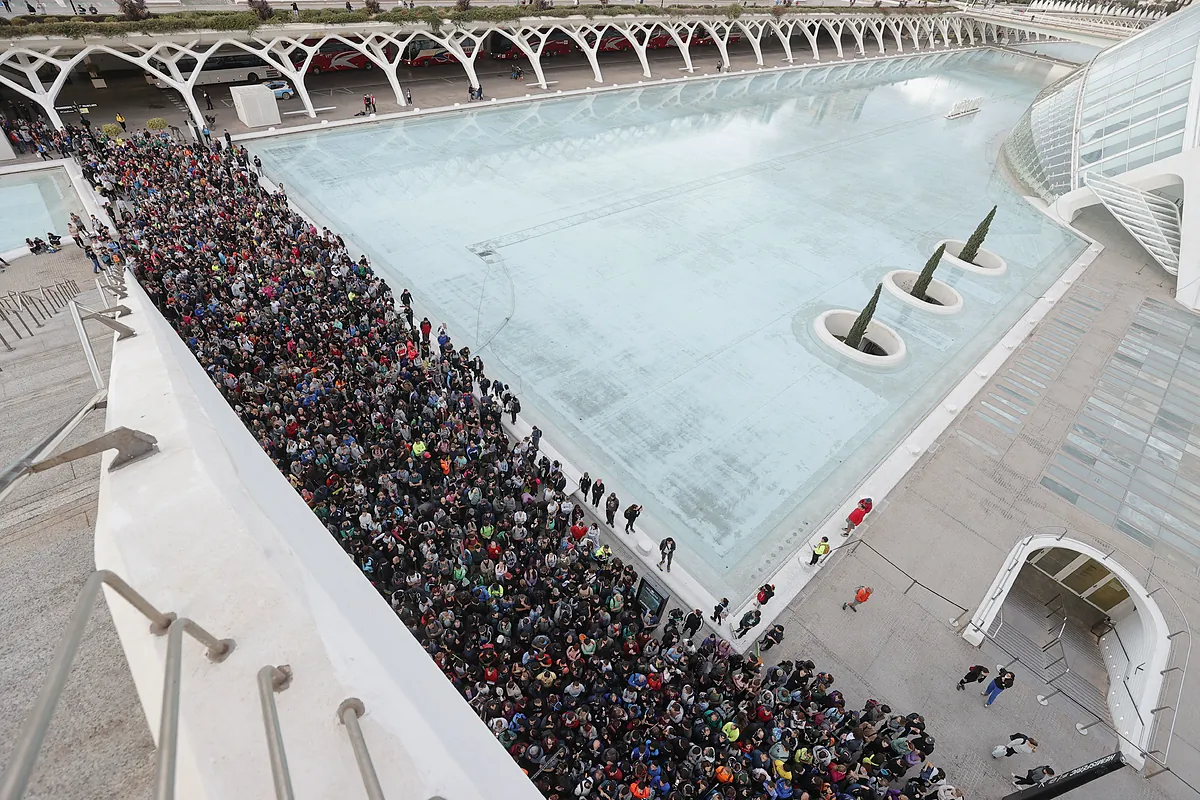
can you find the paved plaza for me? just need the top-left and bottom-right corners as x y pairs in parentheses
(0, 247), (154, 799)
(754, 211), (1199, 800)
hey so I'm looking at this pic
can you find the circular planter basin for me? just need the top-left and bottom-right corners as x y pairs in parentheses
(937, 239), (1007, 276)
(882, 270), (964, 316)
(814, 309), (907, 368)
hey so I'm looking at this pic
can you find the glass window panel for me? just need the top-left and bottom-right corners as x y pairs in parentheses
(1063, 558), (1114, 594)
(1086, 577), (1131, 611)
(1032, 547), (1082, 577)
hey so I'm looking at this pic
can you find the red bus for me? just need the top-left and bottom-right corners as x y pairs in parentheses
(584, 26), (674, 53)
(290, 39), (391, 74)
(400, 36), (478, 67)
(486, 30), (575, 59)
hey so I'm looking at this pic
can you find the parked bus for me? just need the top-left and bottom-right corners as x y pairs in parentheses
(290, 38), (397, 74)
(145, 52), (280, 88)
(582, 26), (678, 53)
(400, 36), (478, 66)
(486, 29), (575, 59)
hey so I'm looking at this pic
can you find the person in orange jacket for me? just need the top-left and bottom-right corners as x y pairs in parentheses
(843, 585), (873, 612)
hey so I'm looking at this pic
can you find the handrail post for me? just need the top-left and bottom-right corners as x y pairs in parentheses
(338, 698), (385, 800)
(257, 666), (296, 800)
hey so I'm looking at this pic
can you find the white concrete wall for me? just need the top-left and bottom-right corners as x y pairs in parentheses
(95, 278), (541, 800)
(1101, 608), (1150, 748)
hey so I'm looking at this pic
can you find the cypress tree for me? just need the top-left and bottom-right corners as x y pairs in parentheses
(957, 205), (996, 265)
(844, 284), (882, 352)
(911, 243), (946, 302)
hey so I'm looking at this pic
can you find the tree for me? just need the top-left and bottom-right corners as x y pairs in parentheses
(364, 0), (381, 11)
(115, 0), (148, 20)
(248, 0), (274, 20)
(910, 243), (946, 302)
(957, 205), (996, 265)
(146, 117), (169, 130)
(101, 123), (122, 138)
(844, 284), (882, 352)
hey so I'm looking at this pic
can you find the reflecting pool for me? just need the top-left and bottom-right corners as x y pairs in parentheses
(255, 49), (1089, 598)
(0, 167), (85, 254)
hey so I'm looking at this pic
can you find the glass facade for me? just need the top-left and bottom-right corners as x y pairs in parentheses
(1003, 4), (1200, 200)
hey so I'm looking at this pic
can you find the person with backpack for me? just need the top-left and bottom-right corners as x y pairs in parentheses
(506, 395), (521, 424)
(842, 497), (873, 535)
(992, 733), (1038, 758)
(623, 503), (643, 534)
(1012, 765), (1055, 787)
(809, 536), (830, 565)
(842, 585), (873, 612)
(755, 583), (776, 607)
(956, 664), (990, 691)
(758, 624), (785, 651)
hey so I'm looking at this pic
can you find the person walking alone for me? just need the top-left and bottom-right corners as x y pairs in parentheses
(506, 395), (521, 424)
(759, 624), (785, 652)
(578, 472), (592, 501)
(711, 597), (729, 624)
(956, 664), (989, 691)
(203, 89), (213, 110)
(992, 733), (1037, 759)
(984, 671), (1012, 705)
(842, 498), (873, 536)
(590, 478), (604, 508)
(734, 609), (760, 639)
(657, 536), (676, 572)
(809, 536), (830, 566)
(623, 503), (643, 534)
(604, 492), (619, 526)
(683, 608), (703, 639)
(982, 667), (1015, 707)
(755, 583), (775, 608)
(1012, 766), (1054, 787)
(115, 112), (126, 131)
(842, 585), (873, 612)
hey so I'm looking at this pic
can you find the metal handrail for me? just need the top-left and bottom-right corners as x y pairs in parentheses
(338, 698), (385, 800)
(0, 388), (108, 506)
(0, 571), (234, 800)
(257, 666), (295, 800)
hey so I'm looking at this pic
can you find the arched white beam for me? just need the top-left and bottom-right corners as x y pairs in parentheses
(820, 19), (847, 58)
(423, 27), (486, 92)
(559, 24), (605, 84)
(607, 22), (655, 79)
(734, 19), (768, 66)
(489, 26), (551, 89)
(797, 20), (822, 61)
(322, 32), (417, 107)
(84, 40), (221, 129)
(768, 19), (797, 63)
(884, 18), (905, 52)
(865, 19), (886, 54)
(0, 48), (69, 128)
(224, 37), (321, 119)
(664, 20), (698, 72)
(698, 20), (735, 70)
(962, 532), (1171, 768)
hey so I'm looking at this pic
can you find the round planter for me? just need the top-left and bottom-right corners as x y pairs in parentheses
(882, 270), (964, 316)
(937, 239), (1007, 276)
(814, 310), (907, 368)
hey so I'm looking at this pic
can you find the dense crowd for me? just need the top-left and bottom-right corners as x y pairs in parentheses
(73, 128), (962, 800)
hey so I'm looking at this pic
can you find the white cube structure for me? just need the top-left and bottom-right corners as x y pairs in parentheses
(230, 83), (280, 128)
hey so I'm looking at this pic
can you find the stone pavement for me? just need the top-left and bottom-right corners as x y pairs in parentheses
(759, 211), (1200, 800)
(0, 247), (154, 800)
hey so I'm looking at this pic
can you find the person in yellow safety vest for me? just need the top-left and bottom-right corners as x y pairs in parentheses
(809, 536), (830, 566)
(721, 720), (740, 742)
(593, 544), (611, 562)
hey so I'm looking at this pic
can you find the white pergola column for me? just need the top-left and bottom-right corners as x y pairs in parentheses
(112, 41), (222, 129)
(884, 19), (905, 52)
(353, 32), (417, 107)
(799, 20), (821, 60)
(820, 20), (846, 58)
(697, 20), (733, 70)
(865, 19), (887, 54)
(768, 19), (796, 63)
(609, 23), (655, 79)
(0, 50), (67, 129)
(493, 26), (552, 89)
(425, 27), (486, 92)
(560, 25), (605, 83)
(664, 21), (698, 72)
(734, 20), (767, 66)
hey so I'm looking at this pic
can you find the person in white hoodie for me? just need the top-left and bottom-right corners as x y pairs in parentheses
(992, 732), (1038, 758)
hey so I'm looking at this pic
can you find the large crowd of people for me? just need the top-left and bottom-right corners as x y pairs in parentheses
(71, 127), (962, 800)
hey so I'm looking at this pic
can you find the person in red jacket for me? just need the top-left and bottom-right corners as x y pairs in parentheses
(842, 497), (873, 536)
